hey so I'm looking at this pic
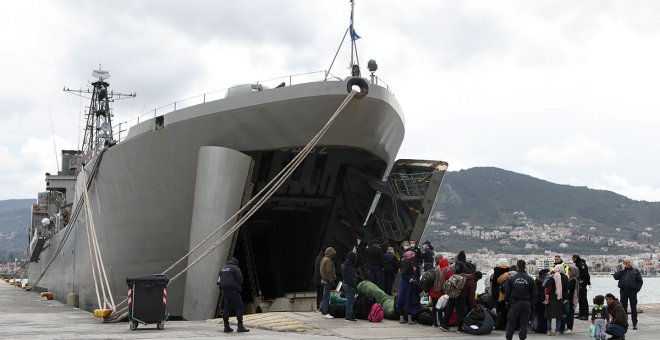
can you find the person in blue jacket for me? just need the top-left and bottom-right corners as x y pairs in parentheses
(218, 257), (249, 333)
(612, 257), (643, 330)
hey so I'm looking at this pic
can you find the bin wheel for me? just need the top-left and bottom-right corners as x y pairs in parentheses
(130, 320), (138, 330)
(157, 321), (164, 330)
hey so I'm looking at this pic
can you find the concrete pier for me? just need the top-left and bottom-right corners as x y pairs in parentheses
(2, 281), (658, 339)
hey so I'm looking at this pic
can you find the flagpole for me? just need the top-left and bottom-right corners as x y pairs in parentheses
(350, 0), (355, 67)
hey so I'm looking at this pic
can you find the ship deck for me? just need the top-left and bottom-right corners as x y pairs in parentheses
(3, 281), (658, 339)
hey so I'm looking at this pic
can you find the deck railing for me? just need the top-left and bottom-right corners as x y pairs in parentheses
(111, 70), (390, 142)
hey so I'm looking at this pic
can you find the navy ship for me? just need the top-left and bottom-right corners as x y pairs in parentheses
(26, 2), (447, 321)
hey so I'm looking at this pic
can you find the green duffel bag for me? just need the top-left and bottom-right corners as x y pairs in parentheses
(357, 280), (397, 320)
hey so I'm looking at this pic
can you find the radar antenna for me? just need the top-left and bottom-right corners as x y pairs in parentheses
(64, 66), (136, 161)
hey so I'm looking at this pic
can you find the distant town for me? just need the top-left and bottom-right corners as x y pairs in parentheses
(424, 209), (658, 255)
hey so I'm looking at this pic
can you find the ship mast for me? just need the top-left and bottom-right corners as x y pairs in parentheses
(64, 67), (135, 161)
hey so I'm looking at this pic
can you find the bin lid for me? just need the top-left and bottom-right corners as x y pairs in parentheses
(126, 274), (170, 285)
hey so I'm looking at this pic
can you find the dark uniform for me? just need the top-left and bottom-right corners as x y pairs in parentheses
(218, 257), (249, 333)
(382, 250), (399, 295)
(364, 243), (385, 290)
(573, 254), (591, 319)
(505, 262), (537, 340)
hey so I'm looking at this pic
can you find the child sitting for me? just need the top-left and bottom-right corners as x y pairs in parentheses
(591, 295), (609, 340)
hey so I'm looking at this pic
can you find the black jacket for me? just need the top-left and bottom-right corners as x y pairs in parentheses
(341, 252), (358, 287)
(218, 258), (243, 292)
(420, 248), (435, 264)
(546, 273), (569, 301)
(491, 266), (510, 296)
(574, 256), (591, 285)
(613, 266), (643, 292)
(505, 270), (537, 304)
(382, 252), (399, 272)
(364, 246), (383, 267)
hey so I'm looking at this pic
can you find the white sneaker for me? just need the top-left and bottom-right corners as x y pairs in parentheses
(566, 329), (572, 334)
(322, 314), (334, 319)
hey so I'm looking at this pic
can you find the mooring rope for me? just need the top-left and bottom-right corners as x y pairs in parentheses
(29, 149), (106, 289)
(105, 90), (358, 322)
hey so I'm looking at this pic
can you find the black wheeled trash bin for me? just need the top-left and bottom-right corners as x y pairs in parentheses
(126, 274), (170, 330)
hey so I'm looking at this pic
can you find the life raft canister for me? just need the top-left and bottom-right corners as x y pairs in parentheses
(346, 77), (369, 98)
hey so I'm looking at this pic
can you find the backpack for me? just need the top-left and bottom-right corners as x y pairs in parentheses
(420, 269), (435, 293)
(368, 303), (384, 322)
(443, 274), (467, 298)
(413, 308), (434, 325)
(355, 294), (377, 320)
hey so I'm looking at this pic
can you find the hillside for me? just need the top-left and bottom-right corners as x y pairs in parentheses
(426, 167), (660, 254)
(2, 168), (660, 257)
(0, 199), (33, 262)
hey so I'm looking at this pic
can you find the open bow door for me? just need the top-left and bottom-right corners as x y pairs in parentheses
(366, 159), (448, 244)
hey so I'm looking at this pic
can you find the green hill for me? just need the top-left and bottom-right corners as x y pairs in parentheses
(426, 167), (660, 254)
(0, 199), (33, 262)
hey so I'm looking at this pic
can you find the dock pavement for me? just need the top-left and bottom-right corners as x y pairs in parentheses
(2, 280), (658, 339)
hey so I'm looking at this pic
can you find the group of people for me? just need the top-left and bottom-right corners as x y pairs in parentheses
(314, 241), (488, 330)
(213, 245), (644, 339)
(498, 254), (643, 340)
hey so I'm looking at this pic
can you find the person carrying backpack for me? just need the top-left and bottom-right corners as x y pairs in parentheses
(440, 271), (482, 333)
(429, 257), (451, 327)
(504, 260), (536, 340)
(453, 250), (476, 275)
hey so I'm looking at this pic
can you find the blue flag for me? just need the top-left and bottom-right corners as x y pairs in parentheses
(350, 12), (361, 41)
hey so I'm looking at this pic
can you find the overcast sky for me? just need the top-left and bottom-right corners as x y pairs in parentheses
(1, 0), (659, 202)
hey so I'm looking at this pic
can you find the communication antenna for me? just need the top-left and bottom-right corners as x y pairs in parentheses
(48, 102), (60, 172)
(64, 66), (135, 161)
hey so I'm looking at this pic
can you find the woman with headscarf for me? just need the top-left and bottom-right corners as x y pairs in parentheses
(428, 257), (452, 327)
(491, 258), (510, 327)
(494, 265), (517, 330)
(544, 264), (568, 335)
(397, 250), (421, 324)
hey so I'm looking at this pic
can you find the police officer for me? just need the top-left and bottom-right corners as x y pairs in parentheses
(505, 260), (537, 340)
(217, 257), (249, 333)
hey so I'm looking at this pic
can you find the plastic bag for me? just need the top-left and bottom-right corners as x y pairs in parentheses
(436, 294), (449, 309)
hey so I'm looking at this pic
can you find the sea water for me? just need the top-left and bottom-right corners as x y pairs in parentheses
(587, 276), (659, 304)
(478, 276), (660, 304)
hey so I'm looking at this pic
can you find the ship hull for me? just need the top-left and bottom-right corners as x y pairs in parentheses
(29, 80), (406, 316)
